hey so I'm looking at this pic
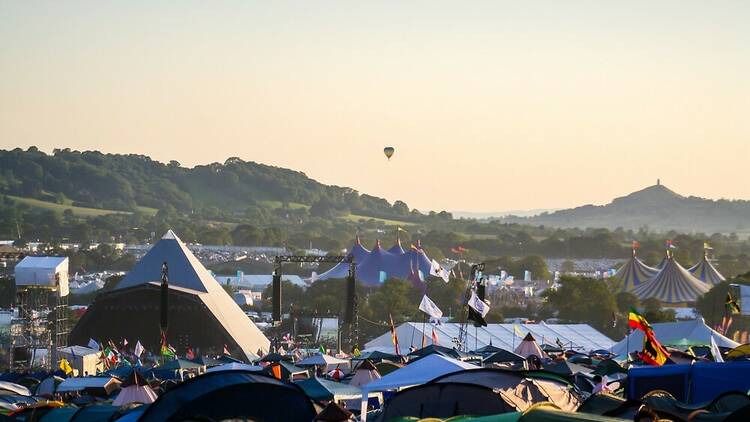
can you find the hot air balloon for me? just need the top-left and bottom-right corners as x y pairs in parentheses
(383, 147), (395, 160)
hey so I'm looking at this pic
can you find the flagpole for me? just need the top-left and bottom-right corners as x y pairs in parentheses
(625, 328), (630, 368)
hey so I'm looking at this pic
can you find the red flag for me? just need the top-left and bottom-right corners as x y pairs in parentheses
(389, 314), (401, 355)
(431, 327), (439, 345)
(186, 347), (195, 360)
(223, 344), (230, 356)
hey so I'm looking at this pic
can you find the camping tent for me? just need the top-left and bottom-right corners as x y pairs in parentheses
(112, 370), (158, 406)
(610, 319), (738, 355)
(138, 371), (316, 422)
(359, 354), (477, 421)
(206, 362), (263, 373)
(295, 377), (362, 402)
(514, 333), (547, 359)
(57, 376), (121, 397)
(296, 354), (350, 371)
(349, 360), (381, 388)
(631, 255), (710, 303)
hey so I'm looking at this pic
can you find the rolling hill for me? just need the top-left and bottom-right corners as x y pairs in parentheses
(502, 183), (750, 234)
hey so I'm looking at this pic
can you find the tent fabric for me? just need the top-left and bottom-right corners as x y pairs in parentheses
(138, 371), (316, 422)
(387, 238), (406, 255)
(352, 350), (399, 363)
(36, 376), (64, 396)
(432, 368), (582, 413)
(631, 257), (710, 303)
(315, 237), (371, 281)
(381, 382), (515, 421)
(109, 230), (270, 359)
(112, 384), (158, 406)
(157, 358), (204, 371)
(609, 319), (738, 355)
(205, 362), (263, 373)
(296, 354), (350, 368)
(349, 361), (381, 388)
(294, 377), (362, 402)
(365, 322), (614, 354)
(515, 334), (547, 359)
(57, 377), (121, 396)
(484, 350), (526, 365)
(517, 406), (630, 422)
(688, 255), (726, 285)
(262, 360), (309, 381)
(0, 381), (31, 396)
(613, 252), (659, 292)
(315, 401), (354, 421)
(363, 354), (478, 393)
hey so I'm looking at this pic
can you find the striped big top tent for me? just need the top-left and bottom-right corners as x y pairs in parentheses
(614, 250), (659, 292)
(632, 254), (710, 304)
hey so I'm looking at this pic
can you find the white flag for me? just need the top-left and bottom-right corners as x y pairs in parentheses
(468, 291), (490, 317)
(134, 340), (145, 358)
(430, 259), (450, 283)
(710, 335), (724, 363)
(88, 338), (99, 351)
(419, 295), (443, 319)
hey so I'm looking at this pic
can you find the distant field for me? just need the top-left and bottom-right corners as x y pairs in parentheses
(258, 200), (310, 210)
(7, 195), (158, 217)
(343, 213), (414, 226)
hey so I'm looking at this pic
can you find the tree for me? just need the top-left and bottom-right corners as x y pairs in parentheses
(542, 276), (617, 334)
(641, 298), (676, 323)
(696, 277), (750, 329)
(616, 291), (640, 314)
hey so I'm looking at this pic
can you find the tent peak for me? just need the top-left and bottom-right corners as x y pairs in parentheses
(162, 230), (180, 240)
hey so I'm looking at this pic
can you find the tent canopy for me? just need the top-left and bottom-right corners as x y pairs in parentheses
(688, 255), (726, 285)
(614, 252), (658, 292)
(296, 354), (350, 367)
(631, 257), (710, 303)
(294, 376), (362, 402)
(362, 354), (478, 393)
(610, 319), (738, 355)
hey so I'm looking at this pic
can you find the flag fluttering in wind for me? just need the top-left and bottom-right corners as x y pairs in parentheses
(88, 338), (99, 351)
(419, 295), (443, 320)
(223, 344), (231, 356)
(186, 347), (195, 360)
(430, 259), (450, 283)
(629, 308), (669, 366)
(160, 332), (176, 359)
(59, 358), (73, 375)
(468, 291), (490, 318)
(431, 327), (439, 345)
(397, 226), (408, 233)
(666, 240), (676, 249)
(726, 292), (741, 314)
(122, 338), (128, 348)
(389, 313), (401, 355)
(710, 336), (724, 363)
(631, 241), (640, 250)
(628, 308), (652, 332)
(318, 345), (326, 354)
(133, 341), (144, 358)
(514, 324), (524, 338)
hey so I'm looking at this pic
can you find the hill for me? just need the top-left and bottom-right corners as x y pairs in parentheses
(0, 147), (440, 223)
(502, 182), (750, 234)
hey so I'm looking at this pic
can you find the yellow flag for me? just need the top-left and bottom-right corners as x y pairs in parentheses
(59, 358), (73, 375)
(397, 226), (408, 233)
(514, 324), (523, 337)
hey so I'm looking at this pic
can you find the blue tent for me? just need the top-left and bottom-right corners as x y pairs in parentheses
(387, 238), (406, 255)
(356, 241), (400, 284)
(316, 237), (370, 280)
(628, 362), (750, 403)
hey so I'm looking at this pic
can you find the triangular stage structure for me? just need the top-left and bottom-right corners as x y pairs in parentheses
(70, 230), (270, 361)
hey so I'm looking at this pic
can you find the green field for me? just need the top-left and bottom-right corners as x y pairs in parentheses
(343, 213), (414, 226)
(7, 195), (158, 217)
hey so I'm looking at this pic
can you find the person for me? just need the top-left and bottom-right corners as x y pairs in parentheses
(591, 375), (611, 394)
(634, 406), (659, 422)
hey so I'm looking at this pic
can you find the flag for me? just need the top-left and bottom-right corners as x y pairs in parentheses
(710, 336), (724, 363)
(389, 313), (401, 355)
(186, 347), (195, 360)
(468, 291), (490, 317)
(431, 327), (439, 345)
(318, 345), (326, 354)
(352, 346), (361, 357)
(704, 242), (713, 250)
(726, 292), (741, 314)
(133, 341), (144, 357)
(721, 315), (733, 335)
(666, 240), (676, 249)
(59, 358), (73, 375)
(430, 259), (450, 283)
(122, 338), (128, 348)
(628, 308), (651, 332)
(397, 226), (408, 233)
(641, 330), (669, 366)
(419, 295), (443, 319)
(514, 324), (524, 337)
(310, 271), (318, 283)
(421, 331), (427, 348)
(224, 344), (231, 356)
(161, 343), (176, 359)
(88, 338), (99, 351)
(632, 241), (640, 249)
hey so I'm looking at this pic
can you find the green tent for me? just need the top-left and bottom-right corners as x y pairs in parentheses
(294, 376), (361, 402)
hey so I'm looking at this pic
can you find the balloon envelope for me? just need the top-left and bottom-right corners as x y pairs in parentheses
(383, 147), (395, 160)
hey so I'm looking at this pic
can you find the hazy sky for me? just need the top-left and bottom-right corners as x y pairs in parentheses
(1, 1), (748, 212)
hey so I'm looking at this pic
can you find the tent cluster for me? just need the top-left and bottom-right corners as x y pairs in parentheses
(315, 237), (438, 285)
(614, 247), (724, 303)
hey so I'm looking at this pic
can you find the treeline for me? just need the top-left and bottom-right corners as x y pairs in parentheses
(0, 147), (449, 222)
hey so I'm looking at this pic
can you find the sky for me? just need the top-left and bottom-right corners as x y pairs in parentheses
(1, 1), (748, 213)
